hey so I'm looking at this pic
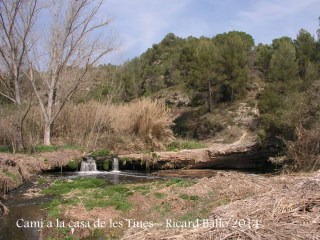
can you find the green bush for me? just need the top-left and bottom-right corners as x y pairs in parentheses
(247, 100), (256, 108)
(89, 148), (110, 158)
(166, 139), (207, 151)
(67, 159), (78, 170)
(38, 177), (47, 185)
(180, 194), (200, 201)
(103, 160), (110, 170)
(257, 129), (267, 145)
(154, 192), (166, 199)
(195, 114), (225, 140)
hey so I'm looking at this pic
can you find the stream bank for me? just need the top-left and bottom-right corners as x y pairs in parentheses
(35, 171), (320, 239)
(0, 149), (82, 195)
(118, 141), (279, 171)
(0, 139), (280, 199)
(0, 171), (163, 240)
(1, 156), (319, 240)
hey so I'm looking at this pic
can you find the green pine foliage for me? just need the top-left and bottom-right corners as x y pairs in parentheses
(1, 21), (320, 168)
(269, 39), (299, 82)
(258, 28), (320, 147)
(79, 28), (320, 150)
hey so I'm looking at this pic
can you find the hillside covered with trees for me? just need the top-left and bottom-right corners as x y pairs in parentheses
(0, 0), (320, 171)
(1, 2), (320, 240)
(84, 28), (320, 171)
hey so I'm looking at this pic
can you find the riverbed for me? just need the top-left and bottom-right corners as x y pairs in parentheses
(0, 171), (163, 240)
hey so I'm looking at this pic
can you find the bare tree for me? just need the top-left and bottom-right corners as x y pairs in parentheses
(0, 0), (39, 104)
(0, 0), (40, 151)
(26, 0), (115, 145)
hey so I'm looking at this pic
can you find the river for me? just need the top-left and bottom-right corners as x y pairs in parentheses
(0, 171), (162, 240)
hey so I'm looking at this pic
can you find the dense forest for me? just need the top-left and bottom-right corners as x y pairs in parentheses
(73, 27), (320, 171)
(0, 0), (320, 171)
(89, 29), (320, 153)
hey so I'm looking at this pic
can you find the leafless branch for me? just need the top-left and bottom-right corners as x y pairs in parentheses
(26, 0), (115, 145)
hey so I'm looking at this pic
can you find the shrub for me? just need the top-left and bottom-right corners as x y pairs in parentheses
(103, 160), (110, 171)
(129, 99), (175, 150)
(90, 148), (110, 158)
(284, 125), (320, 172)
(195, 114), (225, 140)
(67, 159), (79, 170)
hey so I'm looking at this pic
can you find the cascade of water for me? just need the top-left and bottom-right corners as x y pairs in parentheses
(111, 157), (120, 172)
(80, 157), (97, 172)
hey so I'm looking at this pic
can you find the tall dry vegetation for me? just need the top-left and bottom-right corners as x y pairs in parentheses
(0, 99), (174, 152)
(285, 125), (320, 171)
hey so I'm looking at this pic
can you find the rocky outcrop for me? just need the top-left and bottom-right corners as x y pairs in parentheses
(119, 136), (278, 171)
(196, 143), (277, 169)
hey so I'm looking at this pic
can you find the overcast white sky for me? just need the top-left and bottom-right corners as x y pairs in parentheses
(101, 0), (319, 64)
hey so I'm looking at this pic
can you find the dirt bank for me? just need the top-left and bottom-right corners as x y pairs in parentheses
(0, 149), (82, 195)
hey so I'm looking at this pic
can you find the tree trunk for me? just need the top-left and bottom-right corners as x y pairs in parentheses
(14, 77), (21, 105)
(15, 124), (24, 152)
(13, 66), (24, 151)
(44, 122), (51, 146)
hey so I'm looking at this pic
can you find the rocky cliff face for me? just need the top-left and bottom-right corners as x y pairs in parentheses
(119, 134), (278, 171)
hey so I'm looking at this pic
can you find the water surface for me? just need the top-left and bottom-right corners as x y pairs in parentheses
(0, 171), (161, 240)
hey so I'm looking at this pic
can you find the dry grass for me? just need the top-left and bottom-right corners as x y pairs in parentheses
(0, 105), (42, 150)
(122, 172), (320, 240)
(54, 99), (174, 151)
(0, 99), (174, 152)
(285, 125), (320, 172)
(130, 99), (175, 150)
(38, 171), (320, 240)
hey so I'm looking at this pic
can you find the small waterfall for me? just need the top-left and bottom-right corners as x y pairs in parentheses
(111, 157), (120, 172)
(80, 157), (97, 172)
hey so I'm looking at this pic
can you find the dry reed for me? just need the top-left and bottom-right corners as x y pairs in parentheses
(0, 99), (175, 152)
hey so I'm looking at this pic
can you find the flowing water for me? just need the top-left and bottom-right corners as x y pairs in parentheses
(111, 157), (120, 172)
(80, 157), (97, 172)
(0, 179), (51, 240)
(0, 170), (162, 240)
(0, 166), (274, 240)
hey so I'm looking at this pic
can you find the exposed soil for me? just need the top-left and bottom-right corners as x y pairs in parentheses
(0, 149), (82, 194)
